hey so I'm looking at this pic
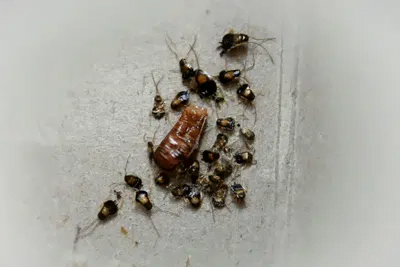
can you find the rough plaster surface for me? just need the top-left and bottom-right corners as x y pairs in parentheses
(1, 0), (400, 267)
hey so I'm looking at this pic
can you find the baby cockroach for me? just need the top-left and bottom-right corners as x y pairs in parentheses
(217, 29), (276, 63)
(240, 127), (255, 141)
(135, 190), (153, 210)
(212, 183), (228, 208)
(186, 187), (202, 208)
(231, 182), (247, 201)
(217, 55), (255, 85)
(237, 83), (255, 102)
(154, 105), (208, 171)
(150, 72), (166, 120)
(187, 160), (200, 183)
(171, 91), (190, 110)
(208, 174), (223, 184)
(194, 69), (218, 99)
(165, 34), (197, 83)
(170, 184), (192, 198)
(74, 192), (123, 245)
(195, 175), (213, 193)
(201, 149), (220, 164)
(154, 172), (170, 186)
(234, 151), (256, 166)
(216, 117), (238, 132)
(212, 133), (229, 151)
(214, 160), (233, 179)
(111, 154), (143, 190)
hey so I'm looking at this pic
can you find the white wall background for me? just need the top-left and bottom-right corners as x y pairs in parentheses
(1, 0), (400, 266)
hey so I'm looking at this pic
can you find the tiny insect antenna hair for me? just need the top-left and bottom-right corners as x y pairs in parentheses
(151, 71), (164, 95)
(248, 37), (276, 64)
(188, 42), (200, 69)
(165, 34), (198, 62)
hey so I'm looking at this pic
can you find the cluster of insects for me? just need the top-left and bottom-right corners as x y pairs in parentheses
(75, 29), (274, 247)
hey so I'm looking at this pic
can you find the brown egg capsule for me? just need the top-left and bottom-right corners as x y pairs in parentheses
(154, 105), (208, 171)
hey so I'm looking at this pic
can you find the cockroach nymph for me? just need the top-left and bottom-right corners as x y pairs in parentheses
(171, 91), (190, 110)
(194, 69), (218, 99)
(171, 184), (192, 198)
(217, 55), (255, 85)
(212, 133), (229, 151)
(150, 72), (166, 120)
(123, 154), (143, 189)
(195, 175), (212, 193)
(187, 160), (200, 183)
(187, 187), (202, 208)
(135, 190), (153, 210)
(165, 34), (197, 83)
(216, 117), (238, 132)
(234, 151), (256, 165)
(154, 105), (208, 171)
(214, 161), (233, 179)
(202, 149), (220, 164)
(212, 183), (228, 208)
(240, 127), (255, 141)
(237, 83), (255, 102)
(155, 172), (170, 186)
(98, 200), (119, 220)
(231, 183), (247, 201)
(217, 29), (276, 63)
(208, 174), (223, 184)
(147, 141), (155, 162)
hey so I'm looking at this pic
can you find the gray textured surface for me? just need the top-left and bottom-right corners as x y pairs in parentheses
(1, 0), (400, 267)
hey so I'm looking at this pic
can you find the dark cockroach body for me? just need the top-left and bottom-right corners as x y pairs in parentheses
(135, 190), (153, 210)
(214, 161), (233, 179)
(194, 69), (217, 98)
(218, 69), (241, 84)
(202, 150), (220, 164)
(212, 133), (229, 151)
(208, 174), (222, 184)
(231, 183), (246, 200)
(217, 117), (237, 131)
(171, 91), (190, 110)
(234, 151), (254, 165)
(147, 141), (155, 162)
(98, 200), (118, 220)
(150, 73), (166, 120)
(237, 84), (255, 101)
(240, 128), (255, 141)
(171, 184), (192, 198)
(195, 175), (212, 193)
(125, 175), (143, 189)
(187, 160), (200, 183)
(155, 172), (170, 186)
(212, 183), (228, 208)
(218, 33), (249, 56)
(187, 188), (202, 208)
(179, 59), (196, 81)
(154, 105), (208, 171)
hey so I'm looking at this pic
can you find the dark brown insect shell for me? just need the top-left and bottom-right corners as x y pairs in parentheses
(154, 172), (170, 186)
(153, 105), (208, 171)
(98, 200), (119, 220)
(135, 190), (153, 210)
(218, 33), (249, 56)
(237, 84), (255, 102)
(218, 69), (241, 84)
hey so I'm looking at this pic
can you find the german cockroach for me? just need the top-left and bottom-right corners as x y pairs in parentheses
(187, 187), (202, 208)
(217, 55), (255, 85)
(212, 183), (228, 208)
(150, 72), (166, 120)
(234, 151), (256, 166)
(208, 174), (223, 184)
(135, 190), (153, 210)
(231, 183), (247, 201)
(201, 149), (220, 164)
(237, 83), (255, 101)
(217, 29), (276, 63)
(195, 175), (212, 193)
(216, 117), (238, 132)
(187, 160), (200, 183)
(214, 160), (233, 179)
(240, 127), (255, 148)
(171, 91), (190, 110)
(170, 184), (192, 198)
(212, 133), (229, 151)
(165, 34), (197, 83)
(154, 172), (170, 186)
(154, 105), (208, 171)
(194, 69), (218, 98)
(111, 154), (143, 190)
